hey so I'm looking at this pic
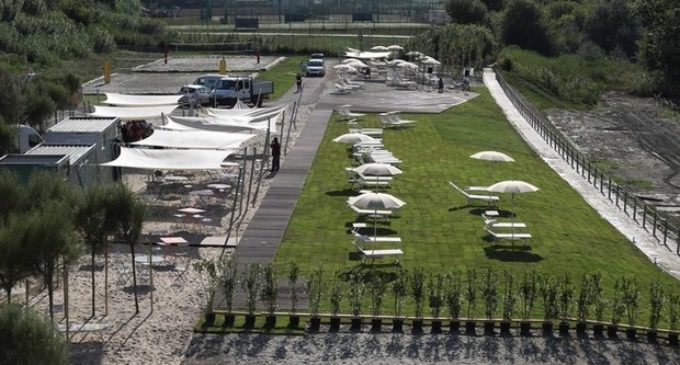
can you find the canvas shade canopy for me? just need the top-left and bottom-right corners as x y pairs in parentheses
(129, 129), (255, 150)
(103, 93), (182, 107)
(352, 163), (403, 176)
(167, 115), (280, 134)
(101, 147), (237, 170)
(333, 133), (378, 144)
(371, 46), (388, 51)
(202, 104), (287, 118)
(344, 50), (392, 60)
(89, 105), (178, 120)
(387, 45), (404, 50)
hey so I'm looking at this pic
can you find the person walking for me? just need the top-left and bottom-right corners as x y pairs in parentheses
(270, 137), (281, 172)
(295, 73), (302, 93)
(438, 77), (444, 93)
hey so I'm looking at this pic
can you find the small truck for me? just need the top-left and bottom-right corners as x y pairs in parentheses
(194, 75), (274, 107)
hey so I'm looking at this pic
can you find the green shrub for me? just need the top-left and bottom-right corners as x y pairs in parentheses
(0, 305), (68, 365)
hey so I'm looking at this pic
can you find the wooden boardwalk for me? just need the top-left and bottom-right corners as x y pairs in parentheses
(216, 107), (332, 310)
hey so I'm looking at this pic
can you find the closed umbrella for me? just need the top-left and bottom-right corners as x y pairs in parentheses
(333, 133), (378, 144)
(487, 180), (539, 216)
(352, 163), (403, 176)
(348, 192), (406, 241)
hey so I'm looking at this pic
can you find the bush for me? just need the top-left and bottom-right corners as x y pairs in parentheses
(584, 0), (640, 58)
(446, 0), (488, 25)
(501, 0), (554, 55)
(0, 305), (69, 365)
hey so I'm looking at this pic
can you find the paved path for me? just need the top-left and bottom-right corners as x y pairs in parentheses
(484, 70), (680, 280)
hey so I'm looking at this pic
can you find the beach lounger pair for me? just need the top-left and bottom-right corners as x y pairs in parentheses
(449, 181), (499, 207)
(379, 112), (417, 128)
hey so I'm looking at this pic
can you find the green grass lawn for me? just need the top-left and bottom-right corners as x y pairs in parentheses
(258, 55), (306, 100)
(272, 87), (680, 321)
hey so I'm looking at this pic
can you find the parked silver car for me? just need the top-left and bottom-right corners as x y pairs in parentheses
(178, 84), (211, 106)
(305, 58), (326, 77)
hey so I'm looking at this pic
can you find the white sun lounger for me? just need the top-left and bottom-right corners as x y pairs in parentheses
(349, 127), (383, 137)
(485, 228), (532, 242)
(449, 181), (499, 206)
(353, 241), (403, 264)
(485, 221), (527, 229)
(467, 186), (490, 192)
(349, 204), (393, 219)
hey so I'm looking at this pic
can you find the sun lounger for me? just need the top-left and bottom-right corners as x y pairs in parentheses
(349, 127), (383, 137)
(449, 181), (499, 206)
(349, 204), (393, 219)
(379, 113), (416, 128)
(485, 227), (532, 243)
(353, 241), (403, 264)
(467, 186), (490, 192)
(485, 221), (527, 229)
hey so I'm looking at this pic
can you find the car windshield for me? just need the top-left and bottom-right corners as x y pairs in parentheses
(308, 60), (323, 67)
(180, 87), (195, 93)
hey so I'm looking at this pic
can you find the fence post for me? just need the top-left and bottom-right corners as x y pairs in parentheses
(642, 204), (647, 229)
(652, 211), (657, 238)
(623, 191), (627, 214)
(600, 173), (605, 194)
(677, 229), (680, 254)
(615, 185), (620, 207)
(608, 178), (612, 201)
(663, 220), (668, 246)
(632, 198), (637, 222)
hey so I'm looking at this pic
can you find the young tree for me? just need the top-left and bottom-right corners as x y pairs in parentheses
(110, 184), (146, 314)
(75, 186), (117, 317)
(0, 215), (37, 303)
(501, 0), (554, 55)
(0, 171), (24, 225)
(0, 305), (68, 365)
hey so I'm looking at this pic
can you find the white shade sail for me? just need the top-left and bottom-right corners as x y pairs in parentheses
(130, 129), (255, 150)
(352, 163), (403, 176)
(203, 104), (287, 118)
(387, 45), (404, 50)
(470, 151), (515, 162)
(167, 115), (279, 134)
(371, 46), (388, 51)
(101, 147), (237, 170)
(89, 105), (178, 120)
(344, 50), (392, 60)
(103, 93), (182, 107)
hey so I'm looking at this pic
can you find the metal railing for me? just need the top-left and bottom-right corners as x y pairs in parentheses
(495, 69), (680, 255)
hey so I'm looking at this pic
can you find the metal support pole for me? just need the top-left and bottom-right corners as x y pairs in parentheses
(245, 148), (257, 209)
(615, 185), (619, 207)
(653, 212), (658, 238)
(633, 199), (637, 222)
(608, 178), (612, 201)
(642, 204), (647, 229)
(663, 220), (668, 246)
(238, 148), (248, 215)
(623, 191), (627, 214)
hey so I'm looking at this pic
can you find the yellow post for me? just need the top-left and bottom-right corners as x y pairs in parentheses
(103, 60), (112, 84)
(219, 57), (227, 75)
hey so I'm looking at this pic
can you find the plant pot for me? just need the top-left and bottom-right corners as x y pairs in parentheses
(449, 320), (460, 334)
(669, 332), (679, 346)
(593, 324), (604, 337)
(483, 321), (495, 335)
(647, 330), (658, 343)
(607, 325), (618, 338)
(329, 316), (341, 332)
(265, 315), (276, 328)
(244, 314), (256, 329)
(520, 321), (532, 336)
(392, 318), (404, 333)
(350, 317), (362, 332)
(542, 321), (553, 336)
(223, 313), (235, 328)
(558, 321), (570, 335)
(412, 319), (424, 334)
(288, 315), (300, 328)
(371, 318), (382, 333)
(625, 328), (637, 340)
(465, 320), (476, 335)
(500, 321), (511, 335)
(204, 312), (216, 325)
(431, 319), (442, 334)
(575, 321), (587, 335)
(308, 316), (321, 332)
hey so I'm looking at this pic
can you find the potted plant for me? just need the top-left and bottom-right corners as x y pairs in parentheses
(482, 269), (498, 335)
(411, 268), (425, 333)
(221, 256), (239, 327)
(446, 273), (462, 333)
(539, 274), (558, 336)
(519, 271), (537, 335)
(608, 278), (625, 338)
(392, 269), (408, 333)
(241, 263), (262, 329)
(192, 258), (223, 326)
(329, 271), (343, 332)
(304, 267), (323, 332)
(622, 277), (640, 340)
(428, 274), (444, 334)
(591, 274), (606, 337)
(370, 275), (386, 332)
(288, 262), (300, 328)
(667, 292), (679, 345)
(501, 271), (515, 335)
(558, 274), (573, 335)
(260, 263), (278, 328)
(348, 272), (366, 332)
(575, 274), (593, 335)
(647, 281), (663, 342)
(465, 270), (478, 334)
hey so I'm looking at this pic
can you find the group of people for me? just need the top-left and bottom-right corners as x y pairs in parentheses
(120, 120), (152, 143)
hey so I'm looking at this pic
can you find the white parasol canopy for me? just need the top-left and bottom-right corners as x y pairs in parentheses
(470, 151), (515, 162)
(406, 51), (424, 57)
(333, 133), (378, 144)
(387, 45), (404, 51)
(130, 129), (254, 150)
(487, 180), (539, 216)
(397, 62), (419, 69)
(348, 192), (406, 240)
(371, 46), (388, 51)
(334, 64), (358, 72)
(103, 93), (182, 107)
(89, 105), (178, 120)
(352, 163), (403, 176)
(421, 56), (441, 65)
(344, 50), (392, 60)
(100, 147), (237, 170)
(343, 59), (369, 68)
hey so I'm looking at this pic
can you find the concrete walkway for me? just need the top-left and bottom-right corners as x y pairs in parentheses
(484, 70), (680, 280)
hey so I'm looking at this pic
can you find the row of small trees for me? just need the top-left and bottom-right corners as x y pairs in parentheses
(0, 170), (147, 317)
(200, 258), (679, 333)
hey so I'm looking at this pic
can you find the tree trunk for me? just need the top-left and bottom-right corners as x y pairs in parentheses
(91, 248), (96, 317)
(5, 287), (11, 304)
(130, 243), (139, 314)
(47, 272), (54, 321)
(105, 244), (109, 316)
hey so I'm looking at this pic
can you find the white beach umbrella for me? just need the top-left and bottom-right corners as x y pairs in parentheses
(387, 45), (404, 51)
(386, 59), (405, 67)
(406, 51), (424, 57)
(352, 163), (403, 176)
(333, 133), (378, 144)
(470, 151), (515, 162)
(421, 56), (441, 65)
(487, 180), (539, 216)
(343, 58), (360, 64)
(371, 46), (388, 51)
(348, 192), (406, 240)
